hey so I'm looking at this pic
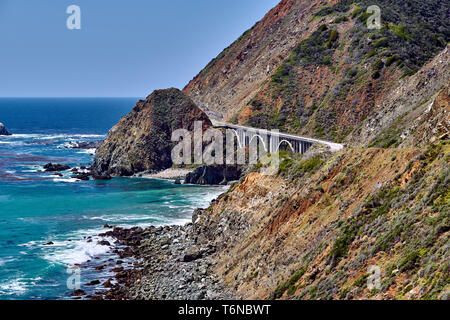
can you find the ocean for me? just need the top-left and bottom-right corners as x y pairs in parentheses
(0, 98), (226, 299)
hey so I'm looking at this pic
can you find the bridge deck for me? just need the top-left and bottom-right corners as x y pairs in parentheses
(211, 120), (344, 152)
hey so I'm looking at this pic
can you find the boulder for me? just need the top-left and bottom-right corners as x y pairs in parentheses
(71, 289), (86, 297)
(182, 247), (203, 262)
(43, 163), (71, 172)
(72, 173), (90, 181)
(92, 174), (112, 180)
(92, 88), (211, 177)
(0, 123), (11, 136)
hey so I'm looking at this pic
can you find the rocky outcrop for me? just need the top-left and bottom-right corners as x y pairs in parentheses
(184, 165), (243, 185)
(81, 0), (450, 302)
(0, 122), (11, 136)
(43, 163), (71, 172)
(93, 88), (211, 177)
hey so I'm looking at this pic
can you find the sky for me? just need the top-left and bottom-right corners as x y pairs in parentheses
(0, 0), (280, 97)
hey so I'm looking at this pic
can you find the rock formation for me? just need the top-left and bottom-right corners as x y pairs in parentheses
(0, 122), (11, 136)
(184, 165), (243, 185)
(93, 88), (211, 177)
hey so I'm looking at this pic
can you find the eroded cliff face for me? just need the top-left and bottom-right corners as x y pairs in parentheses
(93, 88), (211, 176)
(346, 45), (450, 148)
(183, 0), (333, 120)
(193, 143), (449, 300)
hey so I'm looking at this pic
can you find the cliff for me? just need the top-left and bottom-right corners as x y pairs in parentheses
(93, 88), (211, 176)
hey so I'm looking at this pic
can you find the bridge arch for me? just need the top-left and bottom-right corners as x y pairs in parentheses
(249, 134), (268, 152)
(228, 129), (244, 149)
(276, 140), (295, 153)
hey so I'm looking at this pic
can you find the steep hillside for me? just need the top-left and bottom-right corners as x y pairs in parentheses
(347, 45), (449, 147)
(193, 142), (449, 300)
(184, 0), (449, 144)
(183, 0), (332, 120)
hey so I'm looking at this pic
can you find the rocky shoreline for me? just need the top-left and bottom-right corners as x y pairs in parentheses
(84, 219), (236, 300)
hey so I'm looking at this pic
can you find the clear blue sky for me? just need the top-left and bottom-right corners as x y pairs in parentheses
(0, 0), (279, 97)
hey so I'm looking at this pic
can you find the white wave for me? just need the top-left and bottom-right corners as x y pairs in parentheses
(0, 140), (24, 146)
(43, 238), (114, 266)
(0, 277), (42, 296)
(8, 134), (42, 138)
(36, 134), (104, 140)
(9, 133), (104, 140)
(53, 178), (79, 183)
(34, 227), (116, 266)
(76, 148), (96, 155)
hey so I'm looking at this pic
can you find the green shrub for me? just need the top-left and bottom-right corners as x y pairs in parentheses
(327, 29), (339, 48)
(372, 59), (384, 71)
(353, 274), (369, 287)
(398, 249), (426, 272)
(389, 23), (410, 40)
(271, 267), (307, 299)
(351, 7), (363, 19)
(385, 55), (399, 67)
(373, 38), (388, 48)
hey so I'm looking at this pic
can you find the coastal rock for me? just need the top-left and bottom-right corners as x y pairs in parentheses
(93, 88), (211, 177)
(0, 123), (11, 136)
(184, 165), (243, 185)
(86, 280), (100, 286)
(72, 173), (90, 181)
(71, 289), (86, 297)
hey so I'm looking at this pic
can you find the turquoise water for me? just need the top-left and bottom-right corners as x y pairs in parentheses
(0, 99), (226, 299)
